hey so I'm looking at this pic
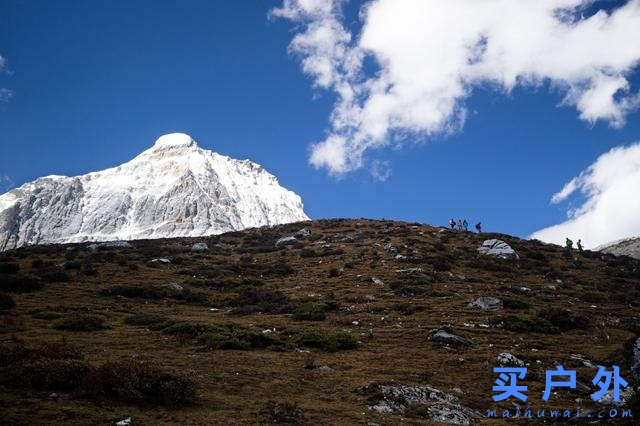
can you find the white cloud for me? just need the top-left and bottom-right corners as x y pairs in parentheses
(0, 55), (12, 103)
(531, 141), (640, 248)
(0, 175), (14, 193)
(0, 88), (12, 103)
(273, 0), (640, 175)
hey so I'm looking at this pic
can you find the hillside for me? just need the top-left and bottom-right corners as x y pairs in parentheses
(1, 219), (639, 425)
(599, 237), (640, 260)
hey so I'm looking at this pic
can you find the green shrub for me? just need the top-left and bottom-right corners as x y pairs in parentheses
(300, 248), (317, 258)
(293, 303), (327, 321)
(0, 262), (20, 274)
(0, 273), (44, 293)
(40, 267), (71, 283)
(81, 359), (197, 405)
(19, 359), (95, 391)
(260, 401), (305, 424)
(229, 286), (295, 315)
(197, 323), (278, 350)
(31, 311), (62, 320)
(498, 315), (559, 334)
(0, 292), (16, 310)
(292, 329), (358, 352)
(124, 313), (168, 326)
(54, 315), (108, 331)
(101, 285), (208, 304)
(538, 308), (590, 332)
(502, 298), (531, 310)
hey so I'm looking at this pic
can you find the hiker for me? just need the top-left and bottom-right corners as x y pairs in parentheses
(450, 218), (456, 229)
(565, 238), (573, 250)
(457, 219), (463, 230)
(463, 219), (469, 231)
(577, 239), (583, 252)
(475, 222), (482, 233)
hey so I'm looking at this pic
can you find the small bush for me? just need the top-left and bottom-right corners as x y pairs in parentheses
(260, 401), (305, 424)
(327, 268), (340, 278)
(124, 313), (168, 326)
(0, 292), (16, 310)
(230, 286), (295, 315)
(197, 323), (279, 350)
(101, 285), (208, 304)
(292, 329), (358, 352)
(498, 315), (559, 334)
(0, 273), (44, 293)
(31, 311), (62, 320)
(40, 267), (72, 283)
(81, 359), (197, 405)
(0, 262), (20, 274)
(393, 303), (424, 316)
(300, 248), (317, 258)
(538, 308), (590, 332)
(502, 298), (531, 310)
(54, 315), (108, 332)
(293, 303), (327, 321)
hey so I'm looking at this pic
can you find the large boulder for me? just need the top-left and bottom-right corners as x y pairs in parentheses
(429, 326), (472, 347)
(468, 297), (503, 311)
(632, 337), (640, 384)
(191, 242), (208, 252)
(477, 239), (519, 259)
(360, 382), (480, 425)
(275, 236), (297, 247)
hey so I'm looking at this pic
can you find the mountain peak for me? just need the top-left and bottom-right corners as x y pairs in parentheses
(0, 134), (308, 250)
(152, 133), (198, 150)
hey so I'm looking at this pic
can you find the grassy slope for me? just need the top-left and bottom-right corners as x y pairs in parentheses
(1, 218), (639, 425)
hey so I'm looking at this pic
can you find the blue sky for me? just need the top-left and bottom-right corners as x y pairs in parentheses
(1, 0), (640, 246)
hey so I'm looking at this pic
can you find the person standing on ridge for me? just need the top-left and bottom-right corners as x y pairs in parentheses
(457, 219), (463, 230)
(475, 222), (482, 233)
(450, 218), (456, 229)
(565, 238), (574, 250)
(577, 239), (583, 252)
(463, 219), (468, 231)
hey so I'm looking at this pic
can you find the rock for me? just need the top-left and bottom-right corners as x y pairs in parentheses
(150, 258), (171, 264)
(371, 277), (385, 286)
(477, 239), (519, 259)
(191, 242), (208, 252)
(275, 236), (297, 247)
(468, 297), (503, 311)
(497, 352), (524, 367)
(632, 337), (640, 384)
(294, 227), (311, 238)
(87, 241), (133, 251)
(597, 386), (635, 405)
(395, 254), (408, 261)
(315, 365), (334, 374)
(160, 282), (183, 292)
(429, 327), (472, 347)
(360, 382), (480, 425)
(115, 418), (132, 426)
(570, 353), (596, 368)
(394, 268), (435, 282)
(384, 243), (397, 253)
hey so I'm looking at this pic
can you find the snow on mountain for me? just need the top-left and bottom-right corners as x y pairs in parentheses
(0, 133), (309, 250)
(597, 236), (640, 260)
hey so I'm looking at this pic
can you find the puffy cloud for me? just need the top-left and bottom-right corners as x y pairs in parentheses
(273, 0), (640, 175)
(531, 142), (640, 249)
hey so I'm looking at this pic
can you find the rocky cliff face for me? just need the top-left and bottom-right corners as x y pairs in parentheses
(0, 133), (309, 250)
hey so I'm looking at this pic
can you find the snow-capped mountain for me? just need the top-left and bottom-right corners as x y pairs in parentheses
(0, 133), (309, 250)
(597, 236), (640, 260)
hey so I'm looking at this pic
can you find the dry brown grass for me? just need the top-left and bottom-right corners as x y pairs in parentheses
(0, 219), (638, 424)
